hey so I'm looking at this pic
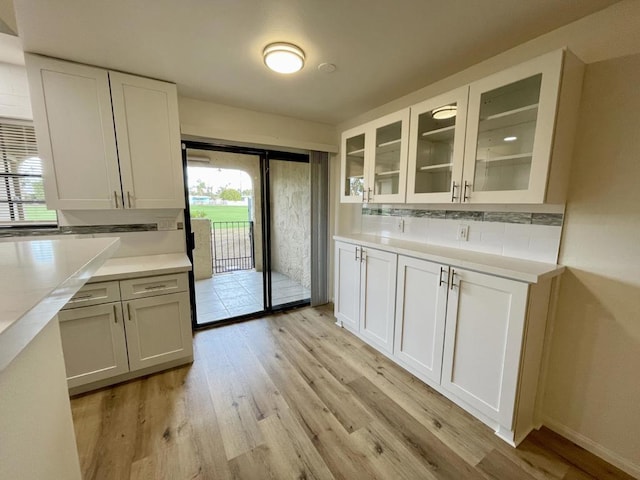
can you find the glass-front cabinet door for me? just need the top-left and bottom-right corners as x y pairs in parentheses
(462, 50), (564, 203)
(407, 87), (469, 203)
(369, 109), (410, 203)
(340, 126), (368, 203)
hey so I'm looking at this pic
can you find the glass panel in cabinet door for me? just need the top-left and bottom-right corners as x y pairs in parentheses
(373, 121), (402, 196)
(344, 133), (365, 199)
(413, 102), (458, 195)
(473, 74), (541, 192)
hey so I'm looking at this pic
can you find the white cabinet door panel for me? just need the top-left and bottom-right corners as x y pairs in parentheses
(58, 302), (129, 388)
(110, 72), (184, 209)
(124, 292), (192, 371)
(360, 248), (397, 353)
(442, 268), (528, 427)
(26, 55), (121, 209)
(334, 241), (361, 332)
(394, 256), (447, 383)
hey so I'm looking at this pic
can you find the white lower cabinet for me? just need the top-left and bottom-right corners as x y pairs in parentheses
(359, 247), (397, 354)
(334, 241), (397, 354)
(58, 302), (129, 389)
(393, 256), (448, 385)
(334, 240), (555, 446)
(441, 268), (529, 429)
(124, 292), (192, 370)
(59, 273), (193, 393)
(334, 241), (361, 331)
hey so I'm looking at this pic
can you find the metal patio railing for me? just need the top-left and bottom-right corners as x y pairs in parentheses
(211, 221), (255, 273)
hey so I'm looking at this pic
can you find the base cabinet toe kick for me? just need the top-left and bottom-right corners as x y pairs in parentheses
(59, 272), (193, 395)
(334, 239), (560, 446)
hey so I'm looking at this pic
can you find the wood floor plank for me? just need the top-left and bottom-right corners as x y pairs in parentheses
(477, 449), (539, 480)
(529, 428), (635, 480)
(498, 435), (572, 480)
(69, 305), (632, 480)
(212, 325), (289, 421)
(283, 309), (494, 464)
(266, 319), (372, 434)
(180, 359), (234, 479)
(349, 375), (485, 480)
(199, 332), (265, 460)
(241, 319), (383, 479)
(76, 382), (141, 480)
(280, 309), (365, 384)
(253, 409), (336, 480)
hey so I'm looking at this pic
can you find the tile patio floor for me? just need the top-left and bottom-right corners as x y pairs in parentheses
(195, 270), (310, 324)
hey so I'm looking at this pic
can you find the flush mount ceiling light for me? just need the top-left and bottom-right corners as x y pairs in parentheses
(431, 105), (457, 120)
(503, 136), (518, 142)
(263, 42), (305, 74)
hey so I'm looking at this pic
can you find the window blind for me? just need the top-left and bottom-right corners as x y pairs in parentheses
(0, 121), (56, 226)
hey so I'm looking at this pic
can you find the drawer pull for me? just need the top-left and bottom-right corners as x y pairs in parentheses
(71, 294), (94, 301)
(451, 182), (458, 202)
(144, 285), (167, 290)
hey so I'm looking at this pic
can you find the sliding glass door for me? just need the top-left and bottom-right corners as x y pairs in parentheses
(182, 142), (311, 328)
(266, 156), (311, 310)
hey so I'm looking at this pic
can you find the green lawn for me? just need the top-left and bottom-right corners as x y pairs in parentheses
(189, 205), (249, 224)
(24, 204), (57, 222)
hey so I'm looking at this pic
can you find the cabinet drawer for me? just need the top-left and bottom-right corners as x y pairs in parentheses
(119, 273), (188, 300)
(63, 281), (121, 309)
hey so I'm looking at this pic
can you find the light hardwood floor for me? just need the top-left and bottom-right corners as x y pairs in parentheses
(71, 305), (634, 480)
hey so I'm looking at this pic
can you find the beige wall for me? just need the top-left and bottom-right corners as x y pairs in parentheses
(338, 0), (640, 132)
(0, 319), (82, 480)
(270, 160), (310, 289)
(541, 53), (640, 476)
(179, 96), (338, 153)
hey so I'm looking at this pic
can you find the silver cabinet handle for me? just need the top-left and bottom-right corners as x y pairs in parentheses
(126, 302), (132, 320)
(355, 246), (360, 262)
(450, 269), (458, 290)
(463, 181), (471, 202)
(360, 248), (366, 263)
(367, 187), (373, 203)
(451, 182), (458, 202)
(127, 191), (132, 208)
(114, 191), (119, 208)
(438, 267), (447, 287)
(144, 285), (167, 290)
(113, 304), (118, 324)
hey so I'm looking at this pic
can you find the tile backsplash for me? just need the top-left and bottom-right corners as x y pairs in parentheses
(360, 206), (563, 263)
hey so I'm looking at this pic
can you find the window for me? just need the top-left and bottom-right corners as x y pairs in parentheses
(0, 120), (56, 226)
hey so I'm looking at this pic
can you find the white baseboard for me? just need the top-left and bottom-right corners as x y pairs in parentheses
(542, 416), (640, 478)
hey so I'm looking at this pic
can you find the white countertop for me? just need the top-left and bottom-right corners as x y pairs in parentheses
(89, 253), (192, 282)
(334, 234), (564, 283)
(0, 237), (120, 371)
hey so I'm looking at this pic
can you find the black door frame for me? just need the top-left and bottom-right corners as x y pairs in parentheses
(182, 140), (310, 330)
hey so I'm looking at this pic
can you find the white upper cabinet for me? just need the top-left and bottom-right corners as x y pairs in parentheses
(461, 49), (581, 204)
(340, 49), (583, 205)
(110, 72), (184, 209)
(407, 87), (469, 203)
(25, 54), (185, 210)
(369, 109), (410, 204)
(26, 56), (121, 209)
(340, 109), (410, 204)
(340, 125), (368, 203)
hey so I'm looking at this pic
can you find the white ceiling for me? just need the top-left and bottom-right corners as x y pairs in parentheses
(12, 0), (618, 125)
